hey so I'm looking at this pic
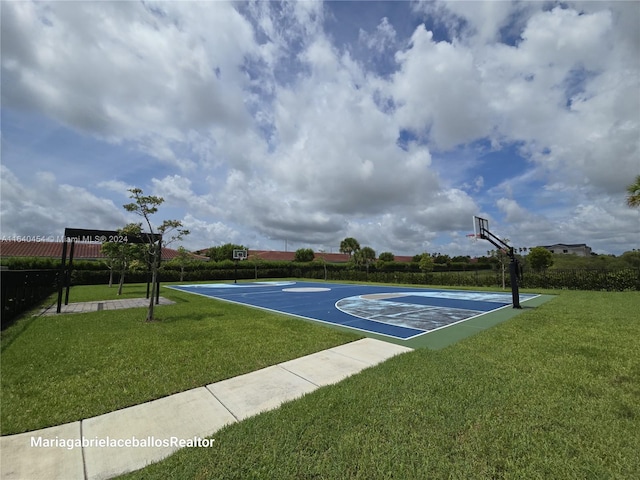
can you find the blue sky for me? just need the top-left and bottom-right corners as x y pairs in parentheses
(1, 0), (638, 256)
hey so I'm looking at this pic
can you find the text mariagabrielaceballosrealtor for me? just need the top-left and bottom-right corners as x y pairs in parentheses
(30, 435), (215, 450)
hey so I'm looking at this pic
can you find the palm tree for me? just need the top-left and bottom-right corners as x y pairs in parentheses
(339, 237), (361, 258)
(626, 175), (640, 208)
(356, 246), (376, 272)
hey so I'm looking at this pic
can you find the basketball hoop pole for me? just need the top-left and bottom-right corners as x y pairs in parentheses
(232, 249), (247, 284)
(472, 217), (521, 309)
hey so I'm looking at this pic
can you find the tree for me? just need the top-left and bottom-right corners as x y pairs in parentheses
(378, 252), (394, 262)
(101, 223), (145, 295)
(620, 250), (640, 269)
(354, 246), (376, 273)
(418, 253), (434, 274)
(432, 253), (451, 265)
(339, 237), (360, 258)
(626, 174), (640, 208)
(124, 188), (189, 322)
(488, 241), (511, 289)
(313, 256), (328, 281)
(168, 246), (194, 282)
(294, 248), (315, 262)
(527, 246), (554, 272)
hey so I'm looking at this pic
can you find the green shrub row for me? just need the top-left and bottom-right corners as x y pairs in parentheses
(4, 257), (493, 273)
(327, 269), (640, 291)
(520, 269), (640, 291)
(325, 270), (501, 287)
(2, 257), (106, 270)
(12, 257), (638, 291)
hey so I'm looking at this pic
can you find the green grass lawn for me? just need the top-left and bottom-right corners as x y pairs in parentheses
(3, 283), (638, 478)
(0, 283), (361, 435)
(117, 289), (640, 479)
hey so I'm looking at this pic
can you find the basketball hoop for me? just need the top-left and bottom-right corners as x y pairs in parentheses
(466, 233), (481, 242)
(233, 249), (248, 261)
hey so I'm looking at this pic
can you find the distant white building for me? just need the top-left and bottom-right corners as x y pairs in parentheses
(540, 243), (592, 257)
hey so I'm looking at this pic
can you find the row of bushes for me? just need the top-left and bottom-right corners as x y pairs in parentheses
(4, 257), (495, 273)
(1, 257), (107, 271)
(6, 257), (638, 291)
(320, 269), (640, 291)
(67, 265), (640, 291)
(519, 269), (640, 291)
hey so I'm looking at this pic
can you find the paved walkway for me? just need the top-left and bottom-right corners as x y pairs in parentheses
(0, 338), (412, 480)
(41, 297), (175, 315)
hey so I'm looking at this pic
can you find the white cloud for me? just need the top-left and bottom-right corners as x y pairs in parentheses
(151, 175), (223, 218)
(411, 189), (479, 232)
(1, 0), (257, 169)
(478, 6), (637, 195)
(359, 17), (397, 53)
(179, 214), (242, 250)
(2, 1), (638, 257)
(392, 25), (491, 149)
(97, 180), (135, 195)
(415, 0), (530, 45)
(496, 198), (528, 223)
(0, 165), (125, 236)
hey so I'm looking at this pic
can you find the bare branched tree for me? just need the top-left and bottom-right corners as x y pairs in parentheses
(124, 188), (189, 322)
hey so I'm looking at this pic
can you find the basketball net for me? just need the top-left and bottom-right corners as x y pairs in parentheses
(466, 233), (481, 243)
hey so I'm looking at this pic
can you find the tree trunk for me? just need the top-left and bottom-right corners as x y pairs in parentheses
(146, 243), (158, 322)
(117, 268), (125, 295)
(108, 268), (113, 288)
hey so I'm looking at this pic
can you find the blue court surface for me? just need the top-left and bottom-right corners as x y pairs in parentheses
(168, 281), (539, 341)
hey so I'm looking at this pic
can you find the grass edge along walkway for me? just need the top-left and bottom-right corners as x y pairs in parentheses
(0, 338), (411, 480)
(119, 290), (640, 479)
(0, 283), (362, 436)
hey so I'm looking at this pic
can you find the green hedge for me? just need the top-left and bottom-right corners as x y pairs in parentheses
(327, 270), (500, 288)
(520, 269), (640, 291)
(327, 269), (639, 291)
(11, 257), (638, 291)
(68, 263), (344, 285)
(2, 257), (106, 271)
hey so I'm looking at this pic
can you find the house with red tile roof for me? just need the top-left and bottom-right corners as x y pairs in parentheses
(391, 255), (414, 263)
(248, 250), (352, 263)
(0, 241), (208, 262)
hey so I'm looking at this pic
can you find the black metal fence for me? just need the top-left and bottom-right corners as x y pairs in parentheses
(1, 269), (59, 329)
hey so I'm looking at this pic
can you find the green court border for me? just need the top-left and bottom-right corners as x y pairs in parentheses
(291, 290), (554, 350)
(363, 294), (556, 349)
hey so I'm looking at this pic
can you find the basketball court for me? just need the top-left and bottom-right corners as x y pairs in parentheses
(168, 281), (550, 349)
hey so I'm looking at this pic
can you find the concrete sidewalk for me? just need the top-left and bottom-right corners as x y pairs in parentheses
(0, 338), (412, 480)
(41, 297), (175, 316)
